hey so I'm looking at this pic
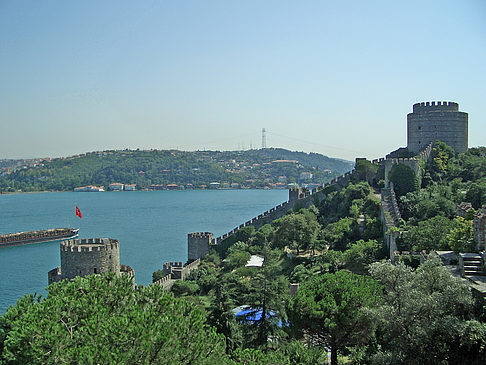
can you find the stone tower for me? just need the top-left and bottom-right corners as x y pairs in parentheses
(407, 101), (468, 154)
(48, 238), (133, 284)
(187, 232), (214, 261)
(474, 205), (486, 251)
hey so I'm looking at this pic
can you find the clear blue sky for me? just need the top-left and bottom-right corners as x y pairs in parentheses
(1, 0), (485, 161)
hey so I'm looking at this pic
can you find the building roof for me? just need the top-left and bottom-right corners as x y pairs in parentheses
(245, 255), (264, 267)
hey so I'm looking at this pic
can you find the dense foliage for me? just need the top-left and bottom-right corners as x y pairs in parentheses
(290, 271), (382, 365)
(397, 144), (486, 253)
(0, 274), (228, 365)
(368, 258), (486, 364)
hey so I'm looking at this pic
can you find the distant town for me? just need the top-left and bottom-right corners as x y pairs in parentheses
(0, 148), (353, 193)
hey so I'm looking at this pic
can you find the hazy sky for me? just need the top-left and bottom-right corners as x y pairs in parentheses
(1, 1), (485, 161)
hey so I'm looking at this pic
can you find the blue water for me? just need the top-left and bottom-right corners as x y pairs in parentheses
(0, 190), (287, 313)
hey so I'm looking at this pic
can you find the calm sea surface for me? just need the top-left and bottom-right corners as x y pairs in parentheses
(0, 189), (287, 313)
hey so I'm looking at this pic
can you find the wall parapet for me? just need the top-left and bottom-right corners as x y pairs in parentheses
(214, 164), (361, 245)
(380, 188), (402, 259)
(60, 238), (119, 252)
(412, 101), (459, 113)
(154, 258), (201, 288)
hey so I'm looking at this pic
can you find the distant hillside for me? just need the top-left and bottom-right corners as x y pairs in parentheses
(0, 149), (353, 192)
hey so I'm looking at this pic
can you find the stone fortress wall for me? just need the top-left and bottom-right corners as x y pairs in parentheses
(213, 169), (359, 248)
(384, 141), (434, 188)
(153, 258), (201, 290)
(187, 103), (448, 262)
(407, 101), (468, 154)
(159, 101), (471, 288)
(474, 205), (486, 251)
(380, 188), (402, 258)
(48, 238), (134, 284)
(188, 232), (214, 261)
(184, 152), (402, 262)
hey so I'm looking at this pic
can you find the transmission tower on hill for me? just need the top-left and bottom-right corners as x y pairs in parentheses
(261, 128), (267, 149)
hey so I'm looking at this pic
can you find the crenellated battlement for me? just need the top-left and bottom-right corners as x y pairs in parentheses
(408, 101), (467, 154)
(187, 232), (213, 238)
(160, 258), (201, 283)
(49, 237), (130, 284)
(163, 261), (183, 270)
(412, 101), (459, 113)
(60, 238), (119, 252)
(153, 273), (174, 290)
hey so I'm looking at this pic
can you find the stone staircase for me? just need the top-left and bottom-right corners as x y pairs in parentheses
(459, 253), (484, 277)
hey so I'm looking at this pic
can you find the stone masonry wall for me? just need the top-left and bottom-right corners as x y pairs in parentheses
(59, 238), (121, 279)
(380, 188), (402, 259)
(154, 258), (201, 290)
(215, 174), (353, 244)
(407, 101), (468, 154)
(48, 238), (126, 285)
(384, 142), (433, 188)
(188, 232), (214, 261)
(474, 205), (486, 251)
(213, 162), (379, 247)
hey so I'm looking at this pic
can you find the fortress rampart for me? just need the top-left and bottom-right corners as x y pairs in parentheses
(208, 158), (391, 250)
(186, 141), (435, 263)
(199, 145), (431, 262)
(48, 237), (133, 284)
(210, 164), (371, 249)
(384, 142), (433, 188)
(380, 188), (402, 259)
(407, 101), (468, 154)
(154, 258), (201, 290)
(474, 205), (486, 251)
(153, 273), (174, 291)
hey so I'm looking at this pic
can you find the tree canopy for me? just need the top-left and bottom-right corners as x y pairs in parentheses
(0, 273), (228, 365)
(388, 163), (419, 197)
(289, 270), (382, 365)
(368, 257), (486, 364)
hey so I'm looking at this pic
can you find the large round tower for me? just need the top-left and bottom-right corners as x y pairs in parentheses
(48, 238), (133, 284)
(407, 101), (468, 154)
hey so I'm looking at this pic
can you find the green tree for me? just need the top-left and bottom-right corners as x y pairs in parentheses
(368, 257), (485, 364)
(240, 246), (288, 349)
(289, 270), (382, 365)
(252, 224), (275, 248)
(430, 140), (455, 179)
(389, 164), (419, 197)
(321, 217), (361, 251)
(447, 216), (475, 253)
(207, 280), (242, 354)
(170, 280), (200, 297)
(319, 182), (372, 225)
(399, 215), (454, 252)
(352, 159), (378, 185)
(274, 213), (319, 254)
(232, 340), (326, 365)
(343, 239), (380, 274)
(0, 273), (228, 364)
(466, 182), (486, 209)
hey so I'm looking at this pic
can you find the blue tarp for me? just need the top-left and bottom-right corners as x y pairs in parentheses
(234, 308), (282, 327)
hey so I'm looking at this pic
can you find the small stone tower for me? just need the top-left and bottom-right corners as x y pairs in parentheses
(187, 232), (214, 261)
(407, 101), (468, 154)
(48, 238), (132, 284)
(474, 205), (486, 251)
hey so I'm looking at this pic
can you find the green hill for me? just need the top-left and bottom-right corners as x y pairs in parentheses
(0, 148), (353, 192)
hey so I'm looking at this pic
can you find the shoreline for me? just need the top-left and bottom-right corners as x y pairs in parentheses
(0, 187), (293, 195)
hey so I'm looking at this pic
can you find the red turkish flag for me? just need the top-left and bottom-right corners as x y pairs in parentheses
(75, 206), (82, 219)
